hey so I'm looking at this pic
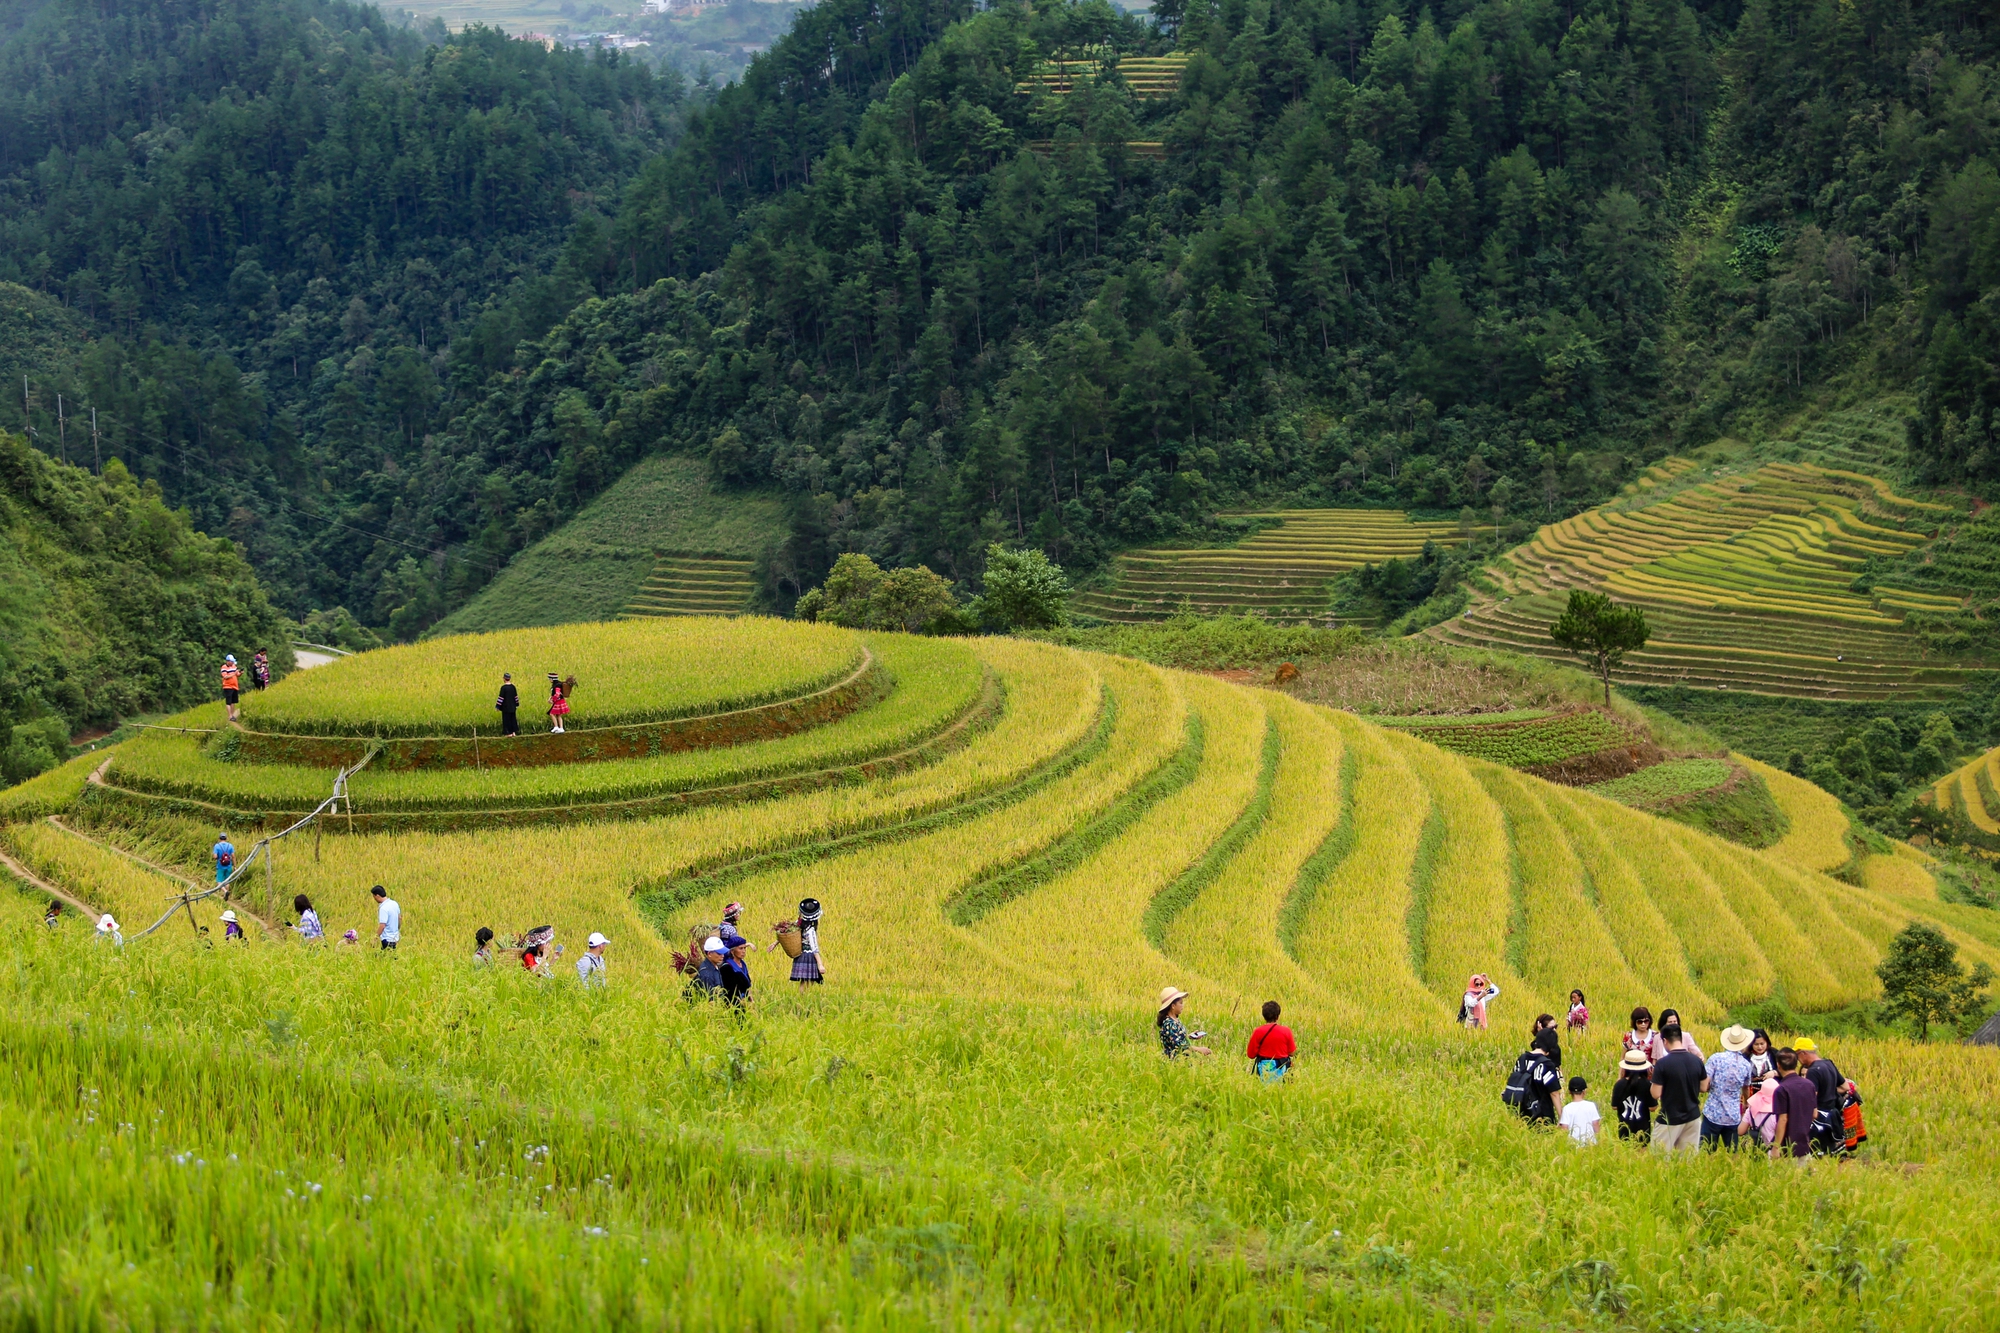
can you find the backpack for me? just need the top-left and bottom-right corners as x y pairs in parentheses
(1841, 1080), (1868, 1151)
(1502, 1053), (1540, 1111)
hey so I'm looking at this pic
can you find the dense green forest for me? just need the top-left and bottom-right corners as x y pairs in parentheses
(0, 431), (291, 781)
(0, 0), (688, 630)
(2, 0), (1996, 629)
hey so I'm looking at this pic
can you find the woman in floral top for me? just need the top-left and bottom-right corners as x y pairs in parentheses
(1156, 987), (1213, 1059)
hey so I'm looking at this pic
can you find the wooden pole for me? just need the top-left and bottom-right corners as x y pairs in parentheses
(471, 725), (482, 772)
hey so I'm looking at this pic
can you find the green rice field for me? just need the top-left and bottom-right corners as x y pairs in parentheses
(1074, 509), (1468, 623)
(1430, 446), (1981, 700)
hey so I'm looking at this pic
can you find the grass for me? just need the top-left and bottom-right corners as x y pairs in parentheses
(430, 456), (787, 637)
(15, 900), (2000, 1331)
(243, 617), (858, 737)
(1589, 757), (1734, 802)
(1378, 708), (1640, 769)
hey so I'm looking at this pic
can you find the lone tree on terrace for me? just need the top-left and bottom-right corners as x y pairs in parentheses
(1876, 921), (1994, 1040)
(1549, 590), (1649, 707)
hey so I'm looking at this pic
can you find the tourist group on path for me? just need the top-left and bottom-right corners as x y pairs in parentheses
(1490, 994), (1864, 1159)
(1158, 980), (1866, 1160)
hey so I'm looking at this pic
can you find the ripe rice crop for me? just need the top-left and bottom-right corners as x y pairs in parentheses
(975, 678), (1268, 1010)
(147, 639), (1113, 969)
(242, 617), (860, 737)
(1285, 716), (1445, 1025)
(1161, 695), (1349, 1021)
(1744, 755), (1854, 874)
(1, 819), (253, 939)
(110, 636), (985, 817)
(653, 661), (1194, 1000)
(1379, 729), (1538, 1014)
(1473, 766), (1648, 1024)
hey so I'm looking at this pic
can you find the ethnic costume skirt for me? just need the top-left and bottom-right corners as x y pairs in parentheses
(790, 951), (823, 983)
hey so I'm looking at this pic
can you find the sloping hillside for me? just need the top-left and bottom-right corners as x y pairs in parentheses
(28, 617), (1989, 1030)
(1429, 437), (1980, 700)
(0, 431), (291, 782)
(429, 456), (787, 635)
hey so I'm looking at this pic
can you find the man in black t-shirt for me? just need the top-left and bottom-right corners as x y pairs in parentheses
(1797, 1038), (1845, 1157)
(1611, 1049), (1656, 1142)
(1648, 1023), (1710, 1155)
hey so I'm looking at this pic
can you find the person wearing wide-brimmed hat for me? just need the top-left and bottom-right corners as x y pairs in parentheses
(1611, 1048), (1656, 1143)
(219, 909), (246, 942)
(1700, 1025), (1756, 1150)
(1156, 987), (1211, 1059)
(94, 913), (123, 947)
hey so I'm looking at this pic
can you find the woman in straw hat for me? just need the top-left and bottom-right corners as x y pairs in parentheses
(1156, 988), (1212, 1059)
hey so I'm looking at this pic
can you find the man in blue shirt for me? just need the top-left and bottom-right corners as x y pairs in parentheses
(213, 835), (235, 886)
(688, 936), (726, 1000)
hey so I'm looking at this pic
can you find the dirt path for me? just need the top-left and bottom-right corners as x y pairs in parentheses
(0, 846), (98, 919)
(294, 649), (339, 669)
(46, 816), (283, 936)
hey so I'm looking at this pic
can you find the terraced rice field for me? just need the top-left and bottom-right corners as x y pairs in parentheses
(1430, 455), (1980, 699)
(12, 616), (2000, 1331)
(1075, 508), (1467, 623)
(1015, 50), (1188, 98)
(1932, 745), (2000, 835)
(623, 554), (757, 618)
(15, 617), (1985, 1029)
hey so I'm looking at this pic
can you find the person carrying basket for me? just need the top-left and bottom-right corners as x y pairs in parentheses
(775, 897), (826, 985)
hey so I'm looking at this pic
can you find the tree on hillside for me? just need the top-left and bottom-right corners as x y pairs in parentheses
(1548, 591), (1649, 707)
(793, 553), (961, 633)
(977, 544), (1070, 630)
(1876, 921), (1994, 1040)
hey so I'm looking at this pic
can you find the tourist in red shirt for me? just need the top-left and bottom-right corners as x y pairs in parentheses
(1245, 1000), (1297, 1082)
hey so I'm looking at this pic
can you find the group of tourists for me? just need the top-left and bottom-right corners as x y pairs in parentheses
(493, 672), (572, 736)
(677, 898), (826, 1004)
(1503, 1001), (1865, 1160)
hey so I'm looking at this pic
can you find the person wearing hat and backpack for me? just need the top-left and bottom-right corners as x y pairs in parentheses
(1156, 988), (1212, 1059)
(1611, 1049), (1656, 1142)
(789, 898), (825, 985)
(1794, 1038), (1847, 1158)
(1701, 1025), (1757, 1151)
(1502, 1026), (1564, 1125)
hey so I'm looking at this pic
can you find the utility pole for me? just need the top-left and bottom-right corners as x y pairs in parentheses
(91, 407), (100, 473)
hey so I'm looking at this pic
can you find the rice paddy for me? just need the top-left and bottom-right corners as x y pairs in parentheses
(1072, 508), (1467, 623)
(6, 615), (2000, 1330)
(1430, 455), (1981, 699)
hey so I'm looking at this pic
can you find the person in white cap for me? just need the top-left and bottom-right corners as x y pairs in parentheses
(95, 913), (122, 947)
(687, 936), (726, 999)
(219, 909), (245, 942)
(577, 932), (609, 986)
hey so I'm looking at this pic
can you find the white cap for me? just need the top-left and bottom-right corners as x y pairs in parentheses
(587, 932), (608, 948)
(98, 914), (119, 931)
(703, 936), (724, 953)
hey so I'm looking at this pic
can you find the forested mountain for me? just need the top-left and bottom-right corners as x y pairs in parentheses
(0, 0), (687, 630)
(0, 431), (290, 781)
(3, 0), (1997, 630)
